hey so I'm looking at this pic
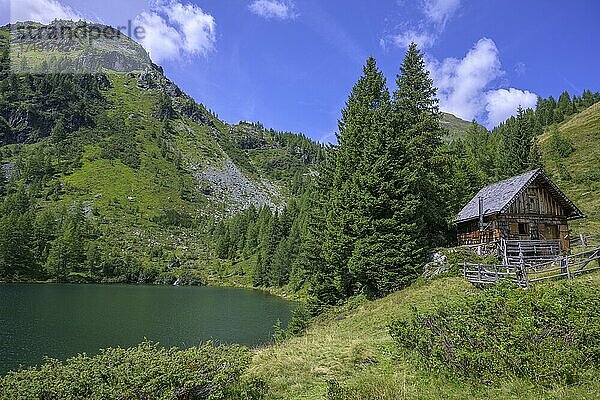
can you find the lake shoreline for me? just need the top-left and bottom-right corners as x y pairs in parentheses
(0, 277), (305, 302)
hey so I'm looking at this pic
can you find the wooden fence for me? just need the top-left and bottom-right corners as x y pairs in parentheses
(502, 239), (562, 265)
(570, 234), (600, 248)
(463, 245), (600, 288)
(456, 239), (563, 263)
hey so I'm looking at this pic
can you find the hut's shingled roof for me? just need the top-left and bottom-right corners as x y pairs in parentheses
(455, 168), (585, 223)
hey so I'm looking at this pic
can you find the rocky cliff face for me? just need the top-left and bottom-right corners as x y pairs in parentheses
(125, 66), (283, 212)
(7, 20), (153, 73)
(196, 158), (280, 212)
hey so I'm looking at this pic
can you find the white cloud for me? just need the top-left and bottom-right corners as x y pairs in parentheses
(428, 38), (537, 128)
(514, 61), (526, 76)
(134, 1), (216, 63)
(5, 0), (82, 24)
(391, 29), (437, 50)
(485, 88), (537, 127)
(248, 0), (298, 20)
(385, 0), (461, 49)
(423, 0), (461, 27)
(429, 38), (503, 121)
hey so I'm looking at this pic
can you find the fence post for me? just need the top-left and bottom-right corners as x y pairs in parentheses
(562, 256), (571, 279)
(518, 244), (526, 287)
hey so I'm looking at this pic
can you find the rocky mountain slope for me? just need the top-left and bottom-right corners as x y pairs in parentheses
(0, 22), (322, 282)
(6, 20), (154, 73)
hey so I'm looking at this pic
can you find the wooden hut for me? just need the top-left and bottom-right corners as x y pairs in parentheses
(455, 168), (585, 253)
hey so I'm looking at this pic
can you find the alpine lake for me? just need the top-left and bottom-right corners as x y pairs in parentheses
(0, 283), (295, 374)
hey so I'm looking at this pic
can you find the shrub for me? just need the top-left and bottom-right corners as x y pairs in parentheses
(177, 269), (206, 286)
(389, 281), (600, 385)
(0, 341), (266, 399)
(153, 208), (196, 228)
(272, 304), (311, 343)
(286, 304), (311, 336)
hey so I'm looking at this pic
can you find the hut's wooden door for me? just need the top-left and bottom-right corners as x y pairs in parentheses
(540, 224), (559, 240)
(560, 224), (570, 252)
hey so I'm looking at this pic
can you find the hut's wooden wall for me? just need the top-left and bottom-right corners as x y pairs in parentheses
(457, 179), (571, 251)
(502, 180), (570, 251)
(457, 217), (500, 245)
(506, 182), (566, 217)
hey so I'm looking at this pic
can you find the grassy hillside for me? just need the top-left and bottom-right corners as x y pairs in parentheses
(538, 102), (600, 234)
(440, 112), (483, 141)
(0, 23), (322, 284)
(250, 273), (600, 399)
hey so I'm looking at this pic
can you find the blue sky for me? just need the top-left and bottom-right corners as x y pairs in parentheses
(2, 0), (599, 141)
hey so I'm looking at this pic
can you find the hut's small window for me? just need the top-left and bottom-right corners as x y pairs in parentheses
(518, 223), (529, 235)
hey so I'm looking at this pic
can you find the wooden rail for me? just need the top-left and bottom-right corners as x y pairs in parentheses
(463, 245), (600, 288)
(456, 239), (563, 263)
(570, 234), (600, 248)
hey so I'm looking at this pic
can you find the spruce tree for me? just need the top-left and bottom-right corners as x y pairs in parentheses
(449, 121), (501, 214)
(0, 116), (10, 145)
(343, 43), (449, 298)
(0, 186), (36, 279)
(305, 148), (341, 312)
(553, 107), (565, 123)
(252, 252), (266, 287)
(323, 57), (391, 298)
(45, 205), (89, 280)
(581, 89), (594, 107)
(557, 91), (573, 116)
(499, 106), (538, 176)
(270, 237), (291, 286)
(50, 118), (67, 143)
(215, 221), (230, 259)
(387, 42), (449, 266)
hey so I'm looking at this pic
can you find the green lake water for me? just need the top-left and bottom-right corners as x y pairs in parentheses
(0, 284), (295, 375)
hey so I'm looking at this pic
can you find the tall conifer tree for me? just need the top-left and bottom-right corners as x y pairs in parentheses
(348, 43), (449, 297)
(392, 43), (449, 248)
(323, 57), (391, 298)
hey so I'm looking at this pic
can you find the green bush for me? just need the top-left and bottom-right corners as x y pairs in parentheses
(389, 281), (600, 385)
(272, 304), (310, 343)
(153, 209), (196, 228)
(0, 341), (266, 400)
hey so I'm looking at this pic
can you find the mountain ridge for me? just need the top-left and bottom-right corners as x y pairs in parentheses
(0, 22), (322, 283)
